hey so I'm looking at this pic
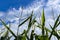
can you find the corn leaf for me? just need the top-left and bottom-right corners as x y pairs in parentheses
(41, 8), (45, 36)
(49, 15), (60, 39)
(27, 13), (33, 33)
(0, 19), (17, 38)
(18, 14), (32, 27)
(30, 30), (34, 40)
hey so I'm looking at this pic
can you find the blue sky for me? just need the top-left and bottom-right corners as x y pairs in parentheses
(0, 0), (60, 40)
(0, 0), (34, 11)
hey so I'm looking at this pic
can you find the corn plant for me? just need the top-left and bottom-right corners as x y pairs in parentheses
(0, 9), (60, 40)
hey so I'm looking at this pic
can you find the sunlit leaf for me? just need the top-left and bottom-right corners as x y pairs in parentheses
(41, 8), (45, 36)
(18, 14), (32, 27)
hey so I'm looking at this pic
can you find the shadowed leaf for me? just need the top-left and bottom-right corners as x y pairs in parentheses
(0, 19), (17, 38)
(49, 15), (60, 39)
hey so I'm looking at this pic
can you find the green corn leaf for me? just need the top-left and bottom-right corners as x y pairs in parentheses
(41, 8), (45, 36)
(18, 14), (32, 27)
(49, 15), (60, 39)
(58, 30), (60, 34)
(37, 35), (49, 40)
(55, 22), (60, 27)
(53, 31), (60, 39)
(21, 35), (26, 40)
(40, 36), (49, 40)
(16, 33), (26, 40)
(26, 12), (34, 40)
(35, 35), (39, 40)
(27, 12), (33, 33)
(0, 19), (17, 38)
(31, 17), (36, 25)
(54, 15), (60, 29)
(1, 30), (8, 40)
(49, 24), (60, 39)
(46, 29), (48, 37)
(49, 24), (53, 29)
(30, 30), (34, 40)
(22, 36), (26, 40)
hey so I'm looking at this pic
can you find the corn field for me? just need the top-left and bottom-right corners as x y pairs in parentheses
(0, 9), (60, 40)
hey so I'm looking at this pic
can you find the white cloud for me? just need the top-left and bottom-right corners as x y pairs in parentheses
(45, 18), (54, 30)
(0, 12), (4, 17)
(46, 0), (60, 15)
(51, 35), (57, 40)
